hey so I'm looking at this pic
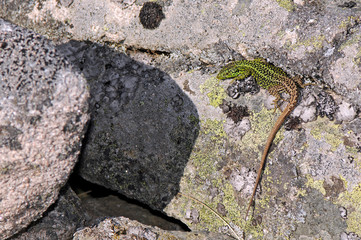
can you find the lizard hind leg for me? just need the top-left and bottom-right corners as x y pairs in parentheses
(268, 85), (287, 113)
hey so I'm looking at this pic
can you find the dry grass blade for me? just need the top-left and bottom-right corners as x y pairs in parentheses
(178, 192), (242, 240)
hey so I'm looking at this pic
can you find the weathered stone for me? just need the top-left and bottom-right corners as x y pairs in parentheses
(9, 186), (89, 240)
(73, 216), (234, 240)
(0, 19), (89, 239)
(1, 0), (360, 239)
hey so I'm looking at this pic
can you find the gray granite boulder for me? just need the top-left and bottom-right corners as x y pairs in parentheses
(9, 186), (89, 240)
(0, 19), (89, 239)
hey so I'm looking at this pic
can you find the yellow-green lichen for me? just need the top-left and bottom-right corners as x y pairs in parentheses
(177, 182), (242, 235)
(296, 188), (307, 197)
(307, 117), (360, 169)
(257, 166), (272, 209)
(276, 0), (296, 11)
(309, 117), (343, 151)
(190, 119), (226, 180)
(221, 182), (243, 222)
(176, 119), (245, 236)
(197, 201), (226, 231)
(305, 174), (326, 195)
(199, 77), (227, 107)
(288, 35), (326, 52)
(191, 147), (218, 180)
(337, 184), (361, 236)
(338, 16), (360, 30)
(201, 119), (227, 144)
(241, 106), (285, 157)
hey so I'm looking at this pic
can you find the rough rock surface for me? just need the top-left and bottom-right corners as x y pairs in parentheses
(56, 41), (200, 211)
(0, 19), (89, 239)
(1, 0), (361, 239)
(73, 216), (234, 240)
(9, 186), (89, 240)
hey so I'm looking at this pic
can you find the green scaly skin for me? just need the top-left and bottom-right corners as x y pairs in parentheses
(217, 59), (307, 220)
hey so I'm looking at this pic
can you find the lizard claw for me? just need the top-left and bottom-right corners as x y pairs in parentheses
(272, 98), (282, 113)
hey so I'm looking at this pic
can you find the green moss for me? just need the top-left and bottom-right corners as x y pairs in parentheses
(199, 77), (227, 107)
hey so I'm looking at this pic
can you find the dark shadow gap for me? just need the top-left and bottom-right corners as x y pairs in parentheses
(68, 174), (190, 232)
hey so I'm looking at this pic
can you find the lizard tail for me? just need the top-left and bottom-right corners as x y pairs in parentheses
(244, 102), (296, 220)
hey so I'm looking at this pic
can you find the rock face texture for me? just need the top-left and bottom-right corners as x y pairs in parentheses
(73, 216), (232, 240)
(0, 19), (89, 239)
(9, 186), (89, 240)
(56, 41), (200, 211)
(1, 0), (361, 239)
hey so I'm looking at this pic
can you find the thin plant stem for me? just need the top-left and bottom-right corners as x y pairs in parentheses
(178, 192), (242, 240)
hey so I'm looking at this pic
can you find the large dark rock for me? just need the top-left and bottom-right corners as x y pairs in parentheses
(57, 41), (199, 211)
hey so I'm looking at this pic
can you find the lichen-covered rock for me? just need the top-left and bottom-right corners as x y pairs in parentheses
(0, 19), (89, 239)
(73, 216), (234, 240)
(2, 0), (361, 239)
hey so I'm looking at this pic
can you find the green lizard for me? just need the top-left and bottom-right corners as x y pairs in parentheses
(217, 59), (309, 220)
